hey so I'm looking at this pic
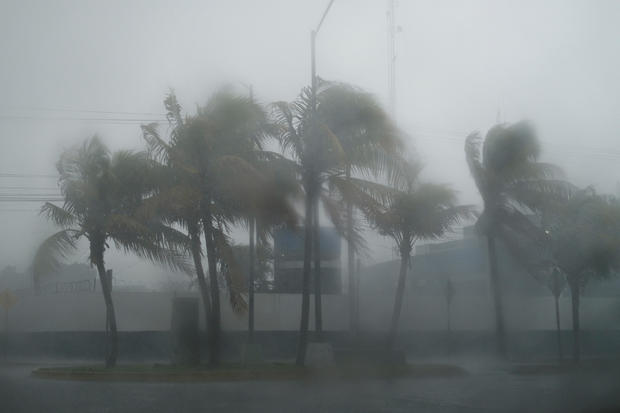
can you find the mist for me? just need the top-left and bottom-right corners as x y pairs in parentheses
(1, 1), (620, 412)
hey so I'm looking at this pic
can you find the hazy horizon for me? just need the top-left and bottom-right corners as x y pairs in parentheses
(2, 0), (620, 287)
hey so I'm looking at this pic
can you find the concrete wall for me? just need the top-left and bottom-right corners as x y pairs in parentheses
(4, 289), (620, 333)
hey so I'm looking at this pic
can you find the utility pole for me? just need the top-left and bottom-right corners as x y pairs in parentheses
(311, 0), (335, 114)
(241, 82), (256, 344)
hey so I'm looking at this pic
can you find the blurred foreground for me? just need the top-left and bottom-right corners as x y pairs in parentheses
(2, 357), (620, 412)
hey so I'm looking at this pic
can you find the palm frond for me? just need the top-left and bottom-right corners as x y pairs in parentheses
(40, 202), (77, 228)
(465, 132), (487, 194)
(107, 214), (193, 275)
(321, 193), (368, 255)
(329, 175), (396, 206)
(212, 227), (248, 315)
(496, 206), (545, 243)
(111, 235), (193, 275)
(141, 123), (172, 163)
(32, 229), (80, 285)
(506, 179), (576, 212)
(483, 121), (540, 174)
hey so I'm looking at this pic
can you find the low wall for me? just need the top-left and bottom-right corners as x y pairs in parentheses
(3, 330), (620, 361)
(5, 290), (620, 333)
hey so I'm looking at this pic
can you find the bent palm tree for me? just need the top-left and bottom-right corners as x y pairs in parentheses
(464, 121), (567, 357)
(144, 90), (295, 365)
(273, 81), (401, 364)
(142, 95), (216, 362)
(363, 159), (473, 349)
(33, 137), (190, 367)
(273, 83), (344, 364)
(316, 83), (402, 333)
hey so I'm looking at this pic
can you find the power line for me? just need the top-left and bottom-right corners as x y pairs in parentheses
(0, 186), (59, 190)
(0, 115), (166, 122)
(0, 197), (63, 202)
(0, 194), (60, 197)
(0, 173), (58, 178)
(0, 106), (166, 117)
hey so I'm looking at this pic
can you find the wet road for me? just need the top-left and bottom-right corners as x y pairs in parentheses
(1, 361), (619, 412)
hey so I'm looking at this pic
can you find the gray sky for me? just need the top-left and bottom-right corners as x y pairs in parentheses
(1, 0), (620, 284)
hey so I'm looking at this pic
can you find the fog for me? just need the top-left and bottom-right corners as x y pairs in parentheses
(2, 1), (620, 411)
(1, 0), (619, 283)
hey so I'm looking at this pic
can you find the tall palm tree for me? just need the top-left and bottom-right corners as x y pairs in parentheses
(142, 94), (218, 364)
(273, 84), (345, 364)
(315, 83), (402, 333)
(464, 121), (566, 357)
(273, 81), (401, 364)
(362, 159), (473, 349)
(33, 137), (190, 367)
(144, 90), (294, 365)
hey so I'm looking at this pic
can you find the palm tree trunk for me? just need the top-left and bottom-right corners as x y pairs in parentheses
(248, 217), (256, 343)
(313, 196), (322, 339)
(93, 256), (117, 368)
(486, 235), (506, 357)
(345, 165), (357, 334)
(189, 224), (212, 354)
(202, 214), (221, 366)
(569, 279), (580, 362)
(387, 245), (410, 350)
(554, 293), (563, 360)
(296, 189), (314, 366)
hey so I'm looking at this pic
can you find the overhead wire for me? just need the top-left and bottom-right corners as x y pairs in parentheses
(0, 105), (166, 117)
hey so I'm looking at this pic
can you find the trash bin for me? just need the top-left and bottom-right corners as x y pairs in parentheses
(170, 297), (200, 366)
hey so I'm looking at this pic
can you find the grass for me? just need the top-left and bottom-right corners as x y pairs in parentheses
(510, 359), (620, 376)
(32, 361), (467, 383)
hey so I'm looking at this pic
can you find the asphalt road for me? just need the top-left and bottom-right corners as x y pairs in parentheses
(1, 361), (619, 413)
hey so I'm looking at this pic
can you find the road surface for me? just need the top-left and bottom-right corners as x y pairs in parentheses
(1, 361), (619, 412)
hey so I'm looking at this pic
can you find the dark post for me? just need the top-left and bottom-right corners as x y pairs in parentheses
(248, 217), (256, 343)
(3, 307), (7, 360)
(171, 297), (200, 366)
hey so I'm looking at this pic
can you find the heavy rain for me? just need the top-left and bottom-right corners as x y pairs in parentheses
(1, 1), (620, 412)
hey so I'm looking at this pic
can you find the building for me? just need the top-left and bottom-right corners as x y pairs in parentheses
(273, 227), (341, 294)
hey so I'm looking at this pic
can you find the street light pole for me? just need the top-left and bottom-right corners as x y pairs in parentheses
(309, 0), (334, 339)
(311, 30), (317, 112)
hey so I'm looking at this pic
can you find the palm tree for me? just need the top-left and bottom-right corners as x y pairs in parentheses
(501, 230), (568, 360)
(464, 121), (566, 357)
(539, 189), (620, 361)
(363, 159), (473, 349)
(144, 90), (294, 365)
(33, 137), (190, 367)
(142, 94), (219, 364)
(273, 81), (401, 364)
(273, 83), (345, 364)
(315, 83), (402, 333)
